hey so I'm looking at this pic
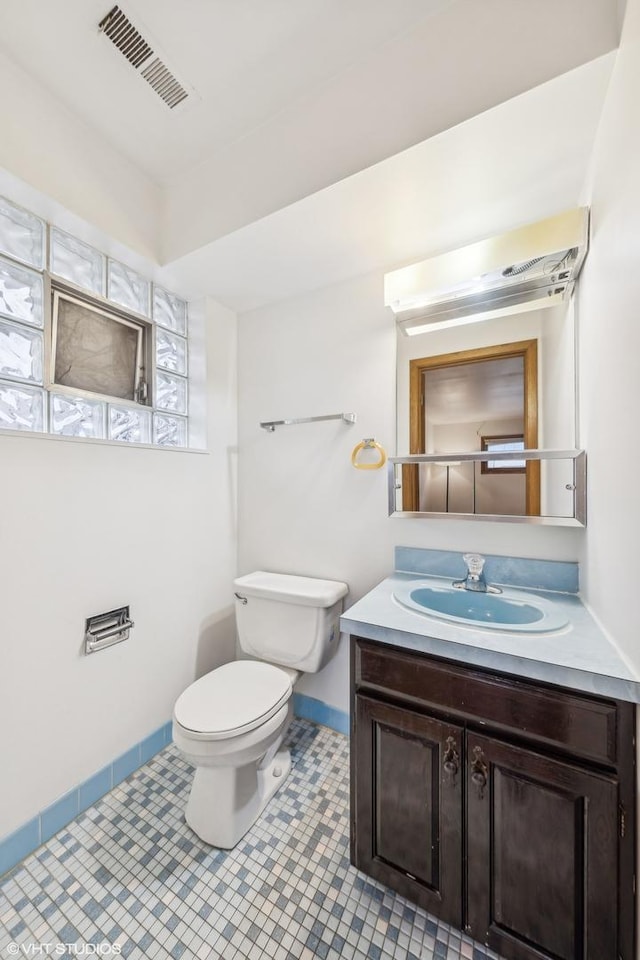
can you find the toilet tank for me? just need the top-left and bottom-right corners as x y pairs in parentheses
(233, 571), (349, 673)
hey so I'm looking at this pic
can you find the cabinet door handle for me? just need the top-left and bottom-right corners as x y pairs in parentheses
(443, 735), (460, 785)
(470, 745), (488, 799)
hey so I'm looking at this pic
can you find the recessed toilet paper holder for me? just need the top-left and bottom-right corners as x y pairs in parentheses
(85, 606), (134, 655)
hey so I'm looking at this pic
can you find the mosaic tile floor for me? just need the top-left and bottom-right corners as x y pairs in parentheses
(0, 720), (503, 960)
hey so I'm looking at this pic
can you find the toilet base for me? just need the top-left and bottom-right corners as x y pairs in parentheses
(185, 748), (292, 848)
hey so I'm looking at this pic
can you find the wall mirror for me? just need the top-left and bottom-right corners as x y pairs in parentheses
(395, 299), (580, 523)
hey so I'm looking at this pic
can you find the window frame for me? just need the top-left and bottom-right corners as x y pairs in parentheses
(49, 284), (152, 407)
(480, 434), (526, 474)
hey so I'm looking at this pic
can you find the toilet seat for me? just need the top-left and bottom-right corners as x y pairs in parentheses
(174, 660), (292, 741)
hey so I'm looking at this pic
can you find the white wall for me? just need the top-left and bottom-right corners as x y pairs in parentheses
(0, 297), (237, 839)
(237, 272), (583, 712)
(0, 52), (161, 262)
(578, 0), (640, 667)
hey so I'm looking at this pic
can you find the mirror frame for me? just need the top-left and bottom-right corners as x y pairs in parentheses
(388, 449), (586, 526)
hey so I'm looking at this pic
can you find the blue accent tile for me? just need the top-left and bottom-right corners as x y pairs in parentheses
(162, 721), (173, 745)
(0, 817), (40, 876)
(140, 727), (166, 764)
(41, 791), (79, 843)
(293, 693), (349, 735)
(112, 746), (140, 786)
(78, 766), (112, 812)
(222, 921), (236, 941)
(57, 923), (79, 943)
(84, 898), (103, 921)
(395, 546), (579, 593)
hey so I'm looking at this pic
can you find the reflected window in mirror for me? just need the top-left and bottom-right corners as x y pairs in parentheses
(480, 435), (526, 474)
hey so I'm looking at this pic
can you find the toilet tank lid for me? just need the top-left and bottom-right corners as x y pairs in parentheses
(234, 571), (348, 607)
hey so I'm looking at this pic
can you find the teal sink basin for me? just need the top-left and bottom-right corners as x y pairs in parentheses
(393, 580), (569, 633)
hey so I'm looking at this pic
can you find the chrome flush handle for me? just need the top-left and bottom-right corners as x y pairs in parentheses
(234, 592), (248, 605)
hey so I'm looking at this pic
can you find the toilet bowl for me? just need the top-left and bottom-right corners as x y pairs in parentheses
(172, 571), (348, 849)
(173, 660), (297, 848)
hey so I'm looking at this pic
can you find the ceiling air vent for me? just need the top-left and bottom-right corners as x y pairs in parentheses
(98, 5), (191, 110)
(140, 57), (188, 109)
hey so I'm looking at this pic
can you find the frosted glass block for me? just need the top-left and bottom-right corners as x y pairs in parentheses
(153, 412), (187, 447)
(153, 286), (187, 334)
(108, 260), (150, 316)
(156, 327), (187, 375)
(109, 404), (151, 443)
(0, 257), (44, 327)
(50, 229), (105, 295)
(155, 370), (187, 414)
(0, 319), (44, 384)
(0, 196), (45, 269)
(51, 393), (106, 439)
(0, 380), (45, 431)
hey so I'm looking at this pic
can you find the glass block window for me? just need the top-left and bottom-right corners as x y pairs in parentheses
(153, 286), (187, 335)
(0, 319), (44, 384)
(0, 380), (45, 431)
(50, 394), (106, 439)
(156, 327), (187, 376)
(156, 370), (188, 414)
(0, 257), (44, 327)
(154, 412), (187, 447)
(107, 260), (150, 317)
(109, 404), (152, 443)
(0, 192), (191, 449)
(0, 197), (45, 270)
(50, 229), (106, 296)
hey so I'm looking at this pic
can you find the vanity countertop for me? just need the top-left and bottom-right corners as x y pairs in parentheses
(341, 572), (640, 703)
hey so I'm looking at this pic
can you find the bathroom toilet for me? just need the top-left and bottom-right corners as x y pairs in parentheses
(173, 571), (348, 848)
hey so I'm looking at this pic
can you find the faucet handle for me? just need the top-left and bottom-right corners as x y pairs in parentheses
(463, 553), (485, 577)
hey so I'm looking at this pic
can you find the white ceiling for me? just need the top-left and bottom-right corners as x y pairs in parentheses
(162, 54), (614, 312)
(0, 1), (620, 311)
(0, 0), (451, 183)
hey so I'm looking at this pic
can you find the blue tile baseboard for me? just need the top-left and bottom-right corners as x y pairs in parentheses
(293, 692), (350, 736)
(395, 546), (579, 594)
(0, 720), (173, 879)
(0, 697), (348, 880)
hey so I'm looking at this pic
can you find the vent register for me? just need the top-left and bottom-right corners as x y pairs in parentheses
(98, 5), (189, 109)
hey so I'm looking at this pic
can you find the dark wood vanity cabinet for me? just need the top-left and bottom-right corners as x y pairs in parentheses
(350, 637), (636, 960)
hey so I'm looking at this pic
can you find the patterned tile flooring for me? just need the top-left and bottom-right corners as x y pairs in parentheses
(0, 720), (502, 960)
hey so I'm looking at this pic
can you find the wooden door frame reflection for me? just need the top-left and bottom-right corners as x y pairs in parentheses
(404, 340), (539, 515)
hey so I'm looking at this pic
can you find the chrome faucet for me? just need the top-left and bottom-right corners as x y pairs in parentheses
(453, 553), (502, 594)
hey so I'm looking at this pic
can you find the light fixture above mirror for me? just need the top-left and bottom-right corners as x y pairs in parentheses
(385, 207), (589, 335)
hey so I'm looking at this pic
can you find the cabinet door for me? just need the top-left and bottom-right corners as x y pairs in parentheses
(352, 694), (463, 925)
(466, 732), (619, 960)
